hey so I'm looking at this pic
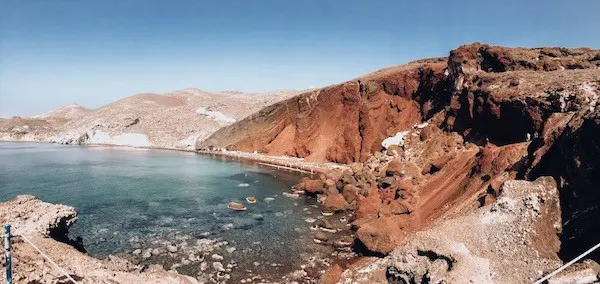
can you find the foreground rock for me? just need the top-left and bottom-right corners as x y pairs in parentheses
(339, 178), (581, 283)
(0, 195), (198, 284)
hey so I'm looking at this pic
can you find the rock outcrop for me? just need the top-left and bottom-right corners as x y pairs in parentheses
(526, 107), (600, 261)
(0, 195), (199, 284)
(340, 178), (568, 283)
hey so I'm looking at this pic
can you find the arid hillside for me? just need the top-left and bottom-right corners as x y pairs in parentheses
(0, 88), (302, 149)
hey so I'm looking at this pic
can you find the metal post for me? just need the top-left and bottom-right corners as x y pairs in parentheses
(4, 224), (12, 284)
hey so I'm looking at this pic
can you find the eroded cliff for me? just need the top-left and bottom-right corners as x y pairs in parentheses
(199, 43), (600, 265)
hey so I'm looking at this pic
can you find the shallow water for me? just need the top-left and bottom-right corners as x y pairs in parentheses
(0, 142), (337, 280)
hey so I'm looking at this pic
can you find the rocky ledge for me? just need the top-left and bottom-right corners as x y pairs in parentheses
(0, 195), (198, 284)
(331, 178), (599, 283)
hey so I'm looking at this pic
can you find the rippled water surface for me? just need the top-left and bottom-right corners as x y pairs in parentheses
(0, 142), (332, 280)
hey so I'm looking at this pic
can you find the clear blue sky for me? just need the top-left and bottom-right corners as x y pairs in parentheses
(1, 0), (599, 117)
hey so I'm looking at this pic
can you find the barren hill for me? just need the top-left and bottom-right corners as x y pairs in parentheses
(0, 88), (303, 149)
(33, 103), (92, 122)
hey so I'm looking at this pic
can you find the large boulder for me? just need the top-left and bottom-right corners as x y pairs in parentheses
(379, 199), (412, 217)
(295, 179), (325, 194)
(323, 192), (349, 213)
(355, 188), (382, 220)
(355, 215), (409, 255)
(341, 184), (361, 203)
(321, 264), (343, 284)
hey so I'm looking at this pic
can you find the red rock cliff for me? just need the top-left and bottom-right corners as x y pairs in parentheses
(197, 42), (600, 260)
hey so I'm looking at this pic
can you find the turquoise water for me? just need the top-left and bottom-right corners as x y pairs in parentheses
(0, 142), (331, 279)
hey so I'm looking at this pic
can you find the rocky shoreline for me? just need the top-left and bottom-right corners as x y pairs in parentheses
(1, 42), (599, 283)
(0, 193), (358, 283)
(0, 195), (199, 283)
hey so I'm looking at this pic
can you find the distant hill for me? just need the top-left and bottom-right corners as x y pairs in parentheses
(0, 88), (304, 149)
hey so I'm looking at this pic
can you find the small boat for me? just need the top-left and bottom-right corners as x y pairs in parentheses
(238, 183), (250, 188)
(282, 192), (300, 199)
(246, 196), (257, 204)
(293, 190), (305, 195)
(321, 211), (334, 216)
(264, 197), (275, 202)
(227, 202), (247, 211)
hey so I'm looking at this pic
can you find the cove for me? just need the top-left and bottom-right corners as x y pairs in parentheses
(0, 142), (337, 281)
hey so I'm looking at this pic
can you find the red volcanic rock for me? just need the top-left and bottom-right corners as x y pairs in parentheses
(341, 184), (360, 203)
(321, 264), (343, 284)
(386, 144), (402, 155)
(340, 170), (357, 185)
(379, 199), (412, 217)
(489, 173), (508, 193)
(431, 152), (455, 170)
(379, 188), (396, 202)
(349, 162), (363, 174)
(527, 109), (600, 260)
(323, 192), (349, 213)
(295, 179), (325, 194)
(385, 158), (404, 177)
(355, 188), (382, 220)
(396, 179), (413, 191)
(421, 152), (455, 175)
(446, 44), (599, 146)
(378, 176), (396, 189)
(197, 43), (600, 261)
(199, 59), (448, 163)
(355, 215), (410, 254)
(324, 178), (337, 188)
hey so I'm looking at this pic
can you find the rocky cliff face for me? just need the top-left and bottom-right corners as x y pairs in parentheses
(199, 43), (599, 160)
(199, 43), (600, 264)
(198, 58), (451, 163)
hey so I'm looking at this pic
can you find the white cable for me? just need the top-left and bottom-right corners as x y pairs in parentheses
(534, 242), (600, 284)
(12, 229), (79, 284)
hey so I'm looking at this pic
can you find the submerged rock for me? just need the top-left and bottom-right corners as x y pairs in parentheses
(314, 231), (329, 243)
(212, 261), (225, 271)
(142, 248), (152, 259)
(166, 244), (178, 253)
(283, 192), (300, 199)
(227, 202), (247, 211)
